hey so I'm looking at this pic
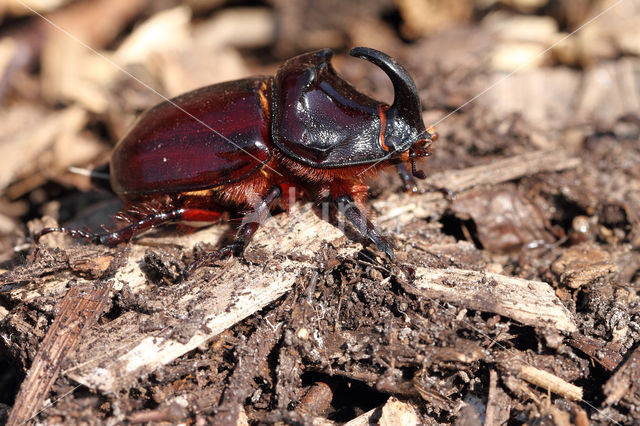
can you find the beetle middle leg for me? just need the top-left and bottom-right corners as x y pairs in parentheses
(334, 195), (394, 259)
(184, 185), (282, 276)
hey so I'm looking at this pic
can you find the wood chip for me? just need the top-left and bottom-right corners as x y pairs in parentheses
(1, 0), (73, 17)
(577, 59), (640, 125)
(450, 184), (555, 252)
(343, 407), (378, 426)
(113, 6), (191, 65)
(212, 310), (284, 425)
(485, 369), (511, 426)
(397, 0), (473, 39)
(479, 68), (580, 127)
(551, 244), (616, 289)
(296, 382), (333, 417)
(568, 334), (623, 372)
(0, 104), (87, 194)
(343, 397), (420, 426)
(408, 267), (577, 332)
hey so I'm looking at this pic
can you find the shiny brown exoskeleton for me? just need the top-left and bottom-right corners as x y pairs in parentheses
(36, 47), (437, 273)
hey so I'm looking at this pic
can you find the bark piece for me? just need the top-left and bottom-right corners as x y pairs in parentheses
(296, 382), (332, 417)
(450, 184), (555, 252)
(6, 280), (113, 426)
(277, 346), (304, 410)
(213, 310), (283, 424)
(568, 334), (623, 371)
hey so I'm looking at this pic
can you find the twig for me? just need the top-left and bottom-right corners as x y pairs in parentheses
(603, 343), (640, 406)
(519, 365), (583, 401)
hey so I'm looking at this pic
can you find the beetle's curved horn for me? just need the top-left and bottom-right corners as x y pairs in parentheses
(350, 47), (422, 125)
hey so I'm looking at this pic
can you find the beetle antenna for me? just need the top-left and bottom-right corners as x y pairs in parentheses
(409, 149), (426, 180)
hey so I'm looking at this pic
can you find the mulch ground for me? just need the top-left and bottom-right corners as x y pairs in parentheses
(1, 1), (640, 424)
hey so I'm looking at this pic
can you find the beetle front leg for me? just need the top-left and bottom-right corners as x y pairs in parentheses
(396, 163), (419, 193)
(185, 186), (282, 276)
(334, 195), (394, 259)
(396, 163), (455, 199)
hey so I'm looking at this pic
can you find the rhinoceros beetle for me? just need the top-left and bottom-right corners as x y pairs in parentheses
(36, 47), (437, 272)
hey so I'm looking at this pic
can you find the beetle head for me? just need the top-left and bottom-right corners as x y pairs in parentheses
(350, 47), (436, 178)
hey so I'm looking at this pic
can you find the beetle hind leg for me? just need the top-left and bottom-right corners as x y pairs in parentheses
(34, 204), (227, 247)
(34, 226), (104, 245)
(34, 207), (190, 247)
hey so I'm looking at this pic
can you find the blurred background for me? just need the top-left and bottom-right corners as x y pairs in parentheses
(0, 0), (638, 262)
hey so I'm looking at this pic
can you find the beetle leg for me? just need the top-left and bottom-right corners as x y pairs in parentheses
(396, 163), (419, 193)
(184, 186), (282, 276)
(35, 206), (227, 246)
(334, 195), (394, 259)
(35, 208), (189, 247)
(396, 163), (456, 200)
(426, 185), (456, 200)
